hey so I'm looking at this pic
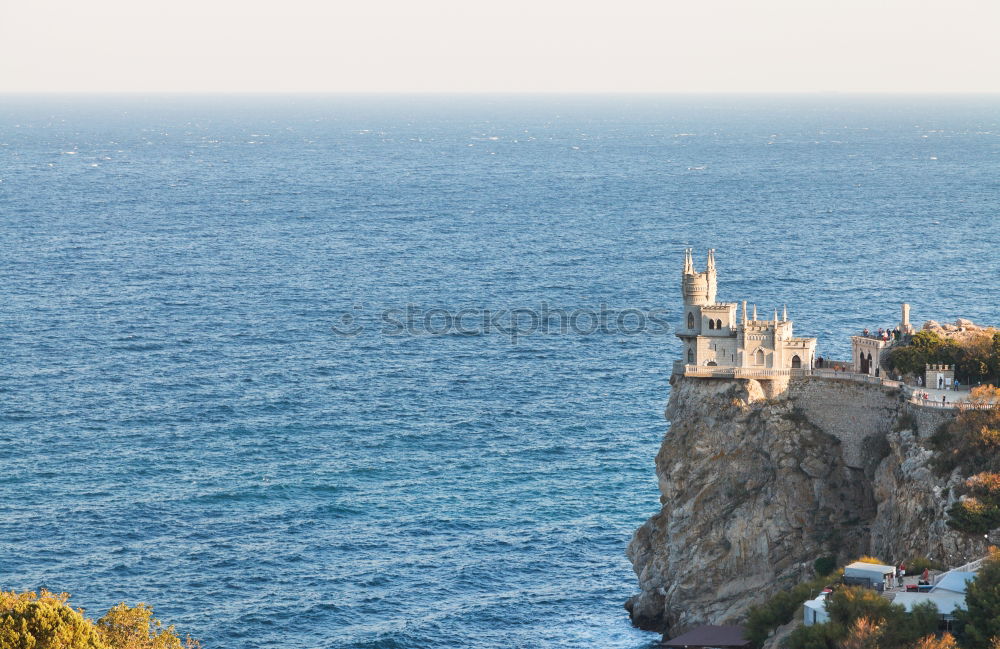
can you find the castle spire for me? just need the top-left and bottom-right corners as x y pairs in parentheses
(783, 305), (788, 321)
(774, 309), (779, 324)
(742, 300), (747, 324)
(706, 248), (716, 272)
(683, 248), (693, 273)
(752, 304), (757, 321)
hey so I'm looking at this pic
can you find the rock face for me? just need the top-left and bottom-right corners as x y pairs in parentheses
(625, 375), (985, 635)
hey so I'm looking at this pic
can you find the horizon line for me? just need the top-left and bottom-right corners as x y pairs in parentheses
(3, 90), (1000, 97)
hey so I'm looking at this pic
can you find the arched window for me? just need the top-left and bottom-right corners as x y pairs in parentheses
(687, 348), (694, 363)
(716, 319), (723, 330)
(708, 319), (715, 330)
(687, 312), (695, 330)
(791, 355), (801, 369)
(754, 349), (765, 365)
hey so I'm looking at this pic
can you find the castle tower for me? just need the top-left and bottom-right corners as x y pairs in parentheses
(900, 303), (914, 334)
(681, 248), (717, 306)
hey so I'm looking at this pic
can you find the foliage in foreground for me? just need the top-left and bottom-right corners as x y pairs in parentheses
(0, 590), (199, 649)
(745, 570), (843, 647)
(786, 586), (938, 649)
(956, 549), (1000, 649)
(781, 551), (1000, 649)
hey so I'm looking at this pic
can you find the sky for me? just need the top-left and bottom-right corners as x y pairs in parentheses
(1, 0), (998, 93)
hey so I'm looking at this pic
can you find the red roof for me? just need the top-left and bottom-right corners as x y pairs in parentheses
(662, 625), (750, 649)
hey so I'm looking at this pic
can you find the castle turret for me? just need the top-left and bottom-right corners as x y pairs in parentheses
(900, 303), (914, 334)
(681, 248), (717, 306)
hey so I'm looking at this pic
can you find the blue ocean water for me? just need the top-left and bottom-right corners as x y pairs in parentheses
(1, 95), (999, 649)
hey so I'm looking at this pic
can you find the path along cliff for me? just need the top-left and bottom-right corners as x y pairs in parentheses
(625, 374), (986, 635)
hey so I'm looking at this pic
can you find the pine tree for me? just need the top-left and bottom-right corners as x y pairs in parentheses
(957, 551), (1000, 649)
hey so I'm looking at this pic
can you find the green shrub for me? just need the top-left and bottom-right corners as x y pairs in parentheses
(786, 620), (845, 649)
(903, 556), (944, 575)
(825, 586), (898, 627)
(814, 556), (837, 576)
(948, 471), (1000, 534)
(745, 571), (842, 647)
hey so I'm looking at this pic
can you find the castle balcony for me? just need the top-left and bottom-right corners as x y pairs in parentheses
(677, 364), (912, 389)
(679, 364), (812, 379)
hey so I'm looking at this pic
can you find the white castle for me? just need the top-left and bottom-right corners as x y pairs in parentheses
(676, 249), (817, 371)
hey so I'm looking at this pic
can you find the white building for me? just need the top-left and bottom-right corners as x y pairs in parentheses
(805, 566), (978, 628)
(843, 561), (897, 587)
(803, 592), (831, 626)
(893, 570), (975, 623)
(676, 249), (817, 371)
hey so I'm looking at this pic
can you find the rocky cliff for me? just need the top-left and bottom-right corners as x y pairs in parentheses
(625, 375), (986, 635)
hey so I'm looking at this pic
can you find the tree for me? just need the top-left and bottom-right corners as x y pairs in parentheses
(0, 592), (198, 649)
(911, 331), (946, 355)
(889, 345), (927, 378)
(888, 329), (1000, 384)
(0, 590), (107, 649)
(912, 632), (958, 649)
(825, 586), (899, 627)
(840, 617), (881, 649)
(948, 472), (1000, 534)
(96, 604), (198, 649)
(956, 550), (1000, 649)
(883, 601), (939, 649)
(785, 621), (844, 649)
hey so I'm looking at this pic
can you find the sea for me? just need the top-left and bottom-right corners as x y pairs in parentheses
(1, 95), (998, 649)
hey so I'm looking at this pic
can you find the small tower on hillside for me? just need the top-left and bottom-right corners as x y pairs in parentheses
(900, 303), (915, 335)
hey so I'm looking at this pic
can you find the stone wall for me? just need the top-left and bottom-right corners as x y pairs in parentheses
(787, 377), (902, 471)
(905, 402), (955, 442)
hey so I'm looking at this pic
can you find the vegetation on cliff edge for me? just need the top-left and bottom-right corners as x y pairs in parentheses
(0, 590), (199, 649)
(888, 330), (1000, 385)
(923, 387), (1000, 534)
